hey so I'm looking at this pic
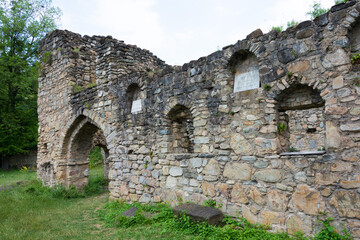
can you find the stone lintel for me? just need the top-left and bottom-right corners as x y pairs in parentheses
(280, 151), (326, 156)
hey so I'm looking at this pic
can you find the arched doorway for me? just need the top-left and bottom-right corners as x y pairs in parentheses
(62, 115), (109, 188)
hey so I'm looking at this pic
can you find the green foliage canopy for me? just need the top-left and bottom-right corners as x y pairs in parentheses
(0, 0), (61, 157)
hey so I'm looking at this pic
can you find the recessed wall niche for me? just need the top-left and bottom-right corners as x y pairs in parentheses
(229, 50), (260, 93)
(167, 105), (194, 154)
(349, 20), (360, 53)
(277, 84), (325, 152)
(126, 84), (142, 114)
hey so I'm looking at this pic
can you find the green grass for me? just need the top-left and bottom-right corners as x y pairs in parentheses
(0, 189), (119, 239)
(0, 168), (353, 240)
(0, 168), (36, 186)
(0, 165), (116, 240)
(90, 164), (104, 180)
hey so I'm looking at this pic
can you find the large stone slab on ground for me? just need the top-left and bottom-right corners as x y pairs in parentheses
(172, 202), (224, 225)
(121, 206), (138, 217)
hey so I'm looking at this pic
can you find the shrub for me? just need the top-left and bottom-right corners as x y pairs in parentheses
(335, 0), (349, 4)
(307, 1), (329, 20)
(271, 26), (283, 33)
(263, 84), (271, 91)
(278, 123), (287, 133)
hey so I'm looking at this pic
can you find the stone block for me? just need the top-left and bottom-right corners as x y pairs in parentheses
(290, 184), (325, 215)
(169, 167), (183, 177)
(246, 28), (263, 39)
(286, 215), (312, 235)
(248, 186), (266, 205)
(216, 183), (228, 197)
(341, 149), (359, 162)
(286, 61), (310, 73)
(332, 76), (344, 89)
(254, 138), (279, 154)
(172, 203), (224, 225)
(296, 28), (314, 39)
(350, 107), (360, 115)
(254, 169), (282, 183)
(139, 193), (151, 203)
(268, 189), (289, 212)
(194, 137), (209, 144)
(202, 159), (220, 176)
(121, 207), (138, 217)
(259, 211), (280, 226)
(329, 190), (360, 219)
(340, 175), (360, 189)
(242, 205), (258, 224)
(278, 49), (296, 64)
(224, 162), (251, 180)
(201, 182), (215, 197)
(315, 172), (340, 185)
(322, 49), (350, 68)
(230, 133), (253, 155)
(231, 183), (249, 203)
(166, 176), (177, 188)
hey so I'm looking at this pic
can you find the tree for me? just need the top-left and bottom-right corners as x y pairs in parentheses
(0, 0), (61, 169)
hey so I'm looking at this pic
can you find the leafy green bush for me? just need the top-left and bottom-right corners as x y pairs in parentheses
(290, 147), (299, 152)
(278, 123), (287, 133)
(351, 53), (360, 64)
(313, 218), (353, 240)
(307, 2), (329, 19)
(287, 19), (298, 29)
(271, 26), (283, 33)
(204, 198), (217, 208)
(264, 84), (272, 91)
(335, 0), (349, 4)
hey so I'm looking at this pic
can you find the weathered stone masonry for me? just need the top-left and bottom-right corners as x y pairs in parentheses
(38, 1), (360, 237)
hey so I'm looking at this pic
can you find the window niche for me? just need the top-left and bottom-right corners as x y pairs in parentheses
(126, 84), (143, 114)
(277, 84), (325, 153)
(167, 105), (194, 154)
(229, 50), (260, 93)
(349, 20), (360, 53)
(349, 20), (360, 71)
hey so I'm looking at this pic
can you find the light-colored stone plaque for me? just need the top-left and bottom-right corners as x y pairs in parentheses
(131, 99), (142, 113)
(234, 69), (260, 93)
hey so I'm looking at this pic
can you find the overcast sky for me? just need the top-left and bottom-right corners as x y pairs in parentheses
(52, 0), (336, 65)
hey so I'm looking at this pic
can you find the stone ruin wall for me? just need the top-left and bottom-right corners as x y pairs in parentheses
(38, 1), (360, 237)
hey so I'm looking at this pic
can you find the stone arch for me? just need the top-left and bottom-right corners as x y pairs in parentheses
(228, 49), (260, 93)
(275, 83), (325, 152)
(60, 109), (113, 188)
